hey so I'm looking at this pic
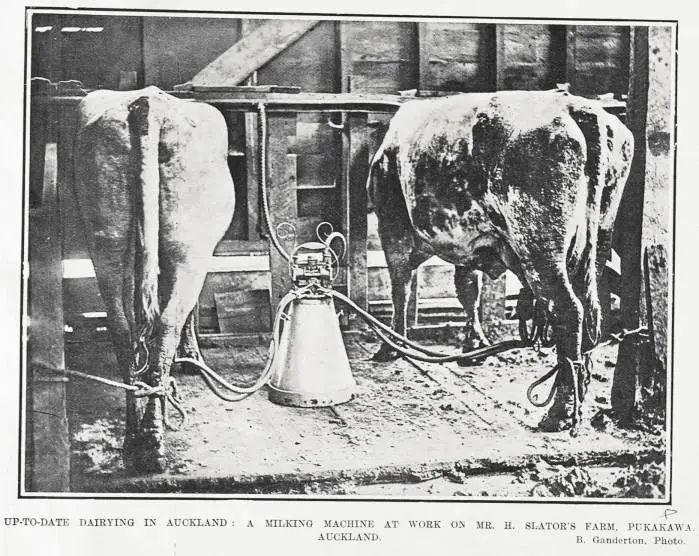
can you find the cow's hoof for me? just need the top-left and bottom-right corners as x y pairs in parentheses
(457, 338), (490, 366)
(457, 356), (482, 367)
(538, 399), (574, 432)
(174, 360), (201, 375)
(123, 398), (166, 474)
(372, 344), (400, 362)
(123, 437), (166, 474)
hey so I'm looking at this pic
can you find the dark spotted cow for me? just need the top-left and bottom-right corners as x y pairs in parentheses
(73, 86), (235, 471)
(367, 90), (633, 431)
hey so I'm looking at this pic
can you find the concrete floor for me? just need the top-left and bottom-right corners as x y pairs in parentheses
(65, 333), (666, 497)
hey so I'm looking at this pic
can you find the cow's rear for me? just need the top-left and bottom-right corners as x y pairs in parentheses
(368, 91), (633, 431)
(73, 87), (235, 471)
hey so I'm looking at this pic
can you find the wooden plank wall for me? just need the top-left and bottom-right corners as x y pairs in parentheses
(567, 25), (630, 97)
(142, 17), (242, 89)
(30, 14), (143, 90)
(496, 24), (566, 90)
(418, 22), (495, 92)
(341, 21), (418, 93)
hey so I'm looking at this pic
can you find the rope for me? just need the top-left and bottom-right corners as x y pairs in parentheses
(32, 361), (185, 428)
(525, 326), (649, 430)
(34, 361), (150, 395)
(583, 326), (649, 355)
(526, 364), (561, 408)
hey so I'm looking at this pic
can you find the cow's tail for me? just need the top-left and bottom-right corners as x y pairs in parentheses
(127, 96), (160, 354)
(366, 149), (384, 214)
(569, 105), (605, 351)
(580, 238), (601, 350)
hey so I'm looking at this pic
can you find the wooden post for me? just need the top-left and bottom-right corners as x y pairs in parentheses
(638, 26), (674, 411)
(612, 26), (673, 422)
(338, 21), (352, 93)
(26, 142), (70, 492)
(611, 27), (648, 423)
(417, 22), (429, 92)
(266, 113), (298, 306)
(245, 112), (261, 241)
(345, 113), (370, 313)
(494, 24), (506, 91)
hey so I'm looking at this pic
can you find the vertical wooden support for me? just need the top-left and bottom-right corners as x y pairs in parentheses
(245, 112), (261, 241)
(266, 113), (298, 307)
(640, 25), (674, 390)
(26, 141), (70, 492)
(338, 21), (352, 93)
(494, 24), (506, 91)
(565, 26), (577, 91)
(345, 113), (370, 313)
(58, 105), (81, 260)
(611, 27), (649, 422)
(417, 22), (429, 92)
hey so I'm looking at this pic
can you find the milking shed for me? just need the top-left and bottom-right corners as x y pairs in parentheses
(24, 11), (674, 496)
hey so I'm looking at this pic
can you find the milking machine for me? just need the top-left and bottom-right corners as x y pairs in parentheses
(175, 222), (359, 407)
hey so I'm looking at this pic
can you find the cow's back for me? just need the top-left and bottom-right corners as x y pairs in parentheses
(371, 90), (632, 241)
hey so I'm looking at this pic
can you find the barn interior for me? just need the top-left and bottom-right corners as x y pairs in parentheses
(25, 13), (673, 497)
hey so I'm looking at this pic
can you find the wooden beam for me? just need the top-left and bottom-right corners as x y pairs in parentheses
(192, 20), (320, 88)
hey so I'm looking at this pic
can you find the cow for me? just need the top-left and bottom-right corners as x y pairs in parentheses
(73, 86), (235, 472)
(367, 90), (633, 431)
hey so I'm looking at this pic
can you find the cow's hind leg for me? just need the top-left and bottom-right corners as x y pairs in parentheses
(127, 261), (210, 472)
(373, 249), (429, 361)
(537, 267), (585, 432)
(454, 267), (490, 365)
(174, 309), (203, 375)
(89, 246), (147, 473)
